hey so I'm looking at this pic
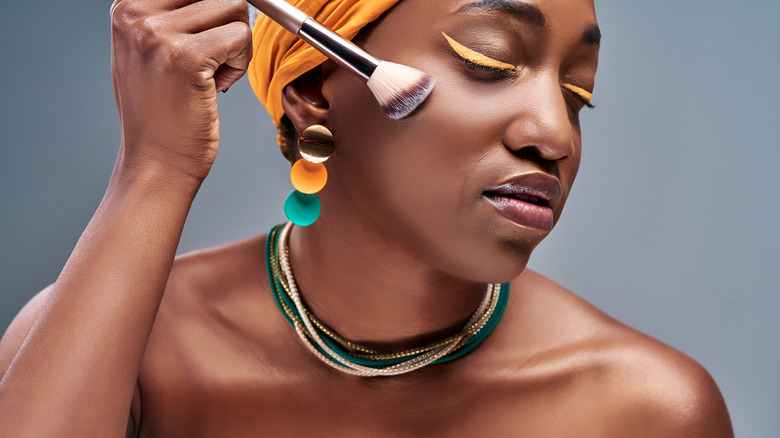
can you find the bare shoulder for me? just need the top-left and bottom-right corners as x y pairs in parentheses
(139, 232), (272, 357)
(134, 233), (288, 433)
(0, 285), (53, 376)
(169, 233), (268, 286)
(482, 269), (734, 437)
(0, 234), (271, 378)
(159, 233), (270, 314)
(141, 232), (278, 355)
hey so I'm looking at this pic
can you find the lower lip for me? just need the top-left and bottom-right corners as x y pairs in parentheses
(484, 194), (554, 231)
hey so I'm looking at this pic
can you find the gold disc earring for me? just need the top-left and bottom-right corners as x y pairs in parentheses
(284, 125), (335, 226)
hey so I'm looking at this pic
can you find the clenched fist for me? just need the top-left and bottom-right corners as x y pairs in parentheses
(110, 0), (253, 183)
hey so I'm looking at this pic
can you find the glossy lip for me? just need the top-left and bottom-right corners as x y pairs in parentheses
(482, 173), (563, 231)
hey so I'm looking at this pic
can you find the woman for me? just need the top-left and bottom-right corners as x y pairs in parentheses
(0, 0), (733, 436)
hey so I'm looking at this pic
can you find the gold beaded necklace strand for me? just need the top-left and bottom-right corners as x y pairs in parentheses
(267, 222), (508, 377)
(271, 237), (500, 360)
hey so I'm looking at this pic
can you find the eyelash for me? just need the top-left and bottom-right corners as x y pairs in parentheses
(561, 83), (596, 109)
(442, 32), (516, 76)
(442, 32), (596, 109)
(463, 59), (513, 74)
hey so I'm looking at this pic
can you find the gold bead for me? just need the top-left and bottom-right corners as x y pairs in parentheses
(298, 125), (335, 164)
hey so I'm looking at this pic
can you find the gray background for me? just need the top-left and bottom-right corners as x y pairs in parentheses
(1, 1), (777, 436)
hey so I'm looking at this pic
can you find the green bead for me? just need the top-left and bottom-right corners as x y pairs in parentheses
(284, 191), (321, 226)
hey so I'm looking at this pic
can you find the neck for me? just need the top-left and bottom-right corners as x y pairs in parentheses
(286, 216), (488, 353)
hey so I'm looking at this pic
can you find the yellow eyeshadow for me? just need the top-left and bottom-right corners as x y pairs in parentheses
(441, 32), (516, 72)
(561, 83), (593, 103)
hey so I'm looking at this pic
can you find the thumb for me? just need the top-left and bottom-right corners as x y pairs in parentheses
(214, 63), (248, 93)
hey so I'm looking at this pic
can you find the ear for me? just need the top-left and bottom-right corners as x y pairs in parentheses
(280, 65), (331, 134)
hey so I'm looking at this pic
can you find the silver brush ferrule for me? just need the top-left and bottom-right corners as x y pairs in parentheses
(298, 18), (380, 81)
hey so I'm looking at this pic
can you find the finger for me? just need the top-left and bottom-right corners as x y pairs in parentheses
(110, 0), (206, 45)
(110, 0), (200, 21)
(158, 0), (249, 35)
(187, 21), (253, 92)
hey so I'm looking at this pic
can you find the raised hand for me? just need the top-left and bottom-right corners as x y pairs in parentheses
(110, 0), (253, 183)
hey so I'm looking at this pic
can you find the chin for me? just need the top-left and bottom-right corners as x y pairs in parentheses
(423, 221), (545, 285)
(476, 239), (539, 283)
(440, 250), (532, 285)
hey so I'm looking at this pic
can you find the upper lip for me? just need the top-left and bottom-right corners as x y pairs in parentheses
(483, 173), (562, 209)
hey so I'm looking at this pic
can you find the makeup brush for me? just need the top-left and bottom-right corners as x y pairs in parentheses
(247, 0), (435, 119)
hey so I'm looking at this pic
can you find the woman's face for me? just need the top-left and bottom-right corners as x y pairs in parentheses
(318, 0), (600, 282)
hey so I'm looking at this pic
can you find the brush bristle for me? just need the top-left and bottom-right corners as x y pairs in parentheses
(366, 61), (436, 120)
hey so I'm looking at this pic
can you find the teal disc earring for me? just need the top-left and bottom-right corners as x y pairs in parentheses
(284, 125), (335, 226)
(284, 191), (321, 226)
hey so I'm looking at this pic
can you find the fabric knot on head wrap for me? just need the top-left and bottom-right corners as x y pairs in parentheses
(248, 0), (404, 155)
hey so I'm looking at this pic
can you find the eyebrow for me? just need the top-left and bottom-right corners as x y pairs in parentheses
(455, 0), (602, 46)
(456, 0), (546, 27)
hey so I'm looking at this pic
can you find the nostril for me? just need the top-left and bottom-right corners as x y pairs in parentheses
(504, 147), (561, 173)
(501, 103), (577, 162)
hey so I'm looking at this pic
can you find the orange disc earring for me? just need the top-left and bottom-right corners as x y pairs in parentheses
(284, 125), (335, 226)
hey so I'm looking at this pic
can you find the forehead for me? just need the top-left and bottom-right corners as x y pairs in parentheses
(364, 0), (599, 43)
(354, 0), (600, 62)
(389, 0), (595, 24)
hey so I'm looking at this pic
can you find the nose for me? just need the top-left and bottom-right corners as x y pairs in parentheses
(502, 77), (576, 162)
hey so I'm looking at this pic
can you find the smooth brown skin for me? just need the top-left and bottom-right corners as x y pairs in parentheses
(0, 0), (733, 436)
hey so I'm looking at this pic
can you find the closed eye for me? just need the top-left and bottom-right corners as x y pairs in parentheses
(442, 32), (516, 73)
(561, 83), (595, 108)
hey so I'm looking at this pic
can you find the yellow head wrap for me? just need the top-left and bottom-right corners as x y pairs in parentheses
(247, 0), (403, 129)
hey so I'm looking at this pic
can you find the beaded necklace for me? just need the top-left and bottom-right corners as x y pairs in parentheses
(265, 222), (510, 376)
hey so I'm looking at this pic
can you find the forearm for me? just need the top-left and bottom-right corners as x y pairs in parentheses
(0, 159), (200, 436)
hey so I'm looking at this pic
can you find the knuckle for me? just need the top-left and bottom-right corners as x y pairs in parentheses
(236, 21), (253, 42)
(226, 0), (250, 23)
(136, 16), (165, 49)
(132, 17), (177, 64)
(224, 20), (252, 42)
(110, 0), (138, 31)
(226, 0), (248, 14)
(169, 39), (193, 66)
(109, 0), (125, 18)
(193, 69), (213, 86)
(220, 22), (252, 57)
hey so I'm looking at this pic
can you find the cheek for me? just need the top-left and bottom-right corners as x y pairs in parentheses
(322, 56), (578, 281)
(328, 65), (500, 220)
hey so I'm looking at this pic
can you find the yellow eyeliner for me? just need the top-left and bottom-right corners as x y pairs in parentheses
(442, 32), (516, 72)
(561, 83), (593, 105)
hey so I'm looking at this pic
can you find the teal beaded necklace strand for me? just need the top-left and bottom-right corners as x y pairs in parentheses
(265, 222), (510, 376)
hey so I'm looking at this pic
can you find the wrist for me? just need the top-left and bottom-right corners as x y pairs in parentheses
(109, 151), (204, 203)
(116, 133), (218, 184)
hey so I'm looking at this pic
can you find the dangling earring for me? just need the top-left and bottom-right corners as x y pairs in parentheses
(284, 125), (335, 226)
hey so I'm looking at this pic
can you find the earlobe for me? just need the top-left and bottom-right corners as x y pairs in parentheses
(280, 66), (331, 134)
